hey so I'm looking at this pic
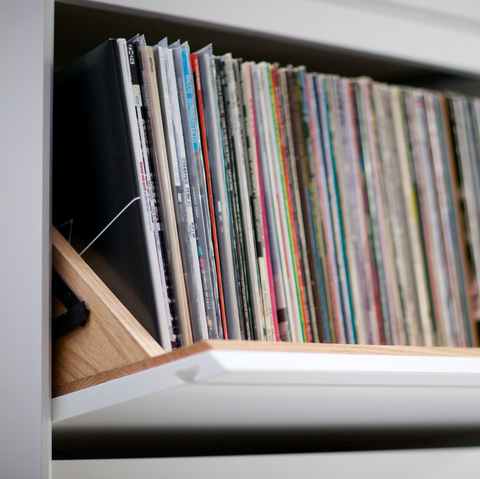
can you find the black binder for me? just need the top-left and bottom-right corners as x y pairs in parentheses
(52, 39), (160, 342)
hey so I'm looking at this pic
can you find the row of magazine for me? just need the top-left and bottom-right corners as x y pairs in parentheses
(54, 35), (480, 350)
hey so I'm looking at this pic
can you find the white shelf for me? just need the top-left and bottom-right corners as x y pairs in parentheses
(47, 0), (480, 469)
(60, 0), (480, 75)
(53, 349), (480, 435)
(4, 0), (480, 475)
(51, 447), (480, 479)
(1, 0), (52, 477)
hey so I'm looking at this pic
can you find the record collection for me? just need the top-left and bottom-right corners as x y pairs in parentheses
(53, 34), (480, 350)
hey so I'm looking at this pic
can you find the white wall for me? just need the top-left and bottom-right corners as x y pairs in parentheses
(0, 0), (53, 477)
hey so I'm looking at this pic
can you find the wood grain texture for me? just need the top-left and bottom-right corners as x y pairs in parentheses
(53, 339), (480, 397)
(52, 226), (164, 391)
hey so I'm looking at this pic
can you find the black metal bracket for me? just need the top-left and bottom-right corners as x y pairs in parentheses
(52, 268), (90, 340)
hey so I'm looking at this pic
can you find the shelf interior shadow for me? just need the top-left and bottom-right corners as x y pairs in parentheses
(55, 2), (480, 95)
(53, 426), (480, 459)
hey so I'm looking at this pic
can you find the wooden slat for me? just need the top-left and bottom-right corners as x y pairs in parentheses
(52, 226), (164, 391)
(53, 339), (480, 397)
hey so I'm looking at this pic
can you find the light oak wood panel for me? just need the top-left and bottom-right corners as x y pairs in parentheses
(52, 227), (164, 392)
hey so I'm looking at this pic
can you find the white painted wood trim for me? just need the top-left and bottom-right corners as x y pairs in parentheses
(0, 0), (53, 477)
(53, 447), (480, 479)
(52, 350), (480, 433)
(60, 0), (480, 75)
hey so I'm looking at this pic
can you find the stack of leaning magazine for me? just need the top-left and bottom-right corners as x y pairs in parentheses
(52, 34), (480, 352)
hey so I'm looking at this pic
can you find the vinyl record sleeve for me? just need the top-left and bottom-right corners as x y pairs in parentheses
(256, 62), (299, 341)
(390, 87), (428, 346)
(319, 74), (354, 343)
(260, 63), (304, 343)
(126, 36), (178, 350)
(53, 39), (165, 346)
(438, 94), (474, 346)
(232, 56), (265, 341)
(195, 45), (242, 339)
(402, 89), (438, 346)
(311, 75), (347, 343)
(217, 55), (254, 339)
(191, 50), (228, 339)
(324, 75), (357, 344)
(370, 82), (407, 345)
(154, 39), (209, 342)
(449, 95), (480, 346)
(277, 67), (317, 343)
(383, 84), (419, 345)
(286, 67), (325, 342)
(139, 39), (193, 346)
(305, 72), (342, 343)
(215, 56), (249, 340)
(251, 63), (292, 341)
(241, 61), (277, 341)
(310, 73), (348, 343)
(338, 77), (378, 345)
(172, 41), (222, 340)
(354, 78), (391, 344)
(424, 91), (463, 346)
(381, 85), (420, 345)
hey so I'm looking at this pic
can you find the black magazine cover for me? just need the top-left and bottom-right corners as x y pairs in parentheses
(130, 36), (182, 348)
(52, 39), (162, 343)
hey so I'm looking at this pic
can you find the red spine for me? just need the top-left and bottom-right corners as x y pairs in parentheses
(191, 53), (228, 339)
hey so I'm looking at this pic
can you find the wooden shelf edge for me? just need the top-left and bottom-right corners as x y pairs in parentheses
(52, 226), (164, 391)
(53, 340), (480, 397)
